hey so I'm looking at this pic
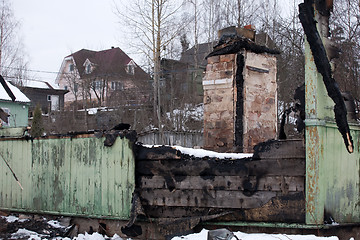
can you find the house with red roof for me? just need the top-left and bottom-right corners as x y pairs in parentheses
(55, 47), (151, 109)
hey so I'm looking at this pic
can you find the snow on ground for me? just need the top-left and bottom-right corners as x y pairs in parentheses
(0, 215), (349, 240)
(47, 219), (67, 228)
(144, 145), (253, 159)
(171, 229), (340, 240)
(11, 228), (47, 239)
(2, 215), (28, 223)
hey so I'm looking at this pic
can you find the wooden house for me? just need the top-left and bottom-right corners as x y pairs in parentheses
(16, 79), (68, 115)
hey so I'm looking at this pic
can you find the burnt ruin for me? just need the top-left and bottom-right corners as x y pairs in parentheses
(203, 27), (280, 153)
(299, 0), (353, 153)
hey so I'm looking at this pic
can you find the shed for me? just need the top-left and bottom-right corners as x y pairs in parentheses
(17, 79), (68, 115)
(0, 76), (30, 128)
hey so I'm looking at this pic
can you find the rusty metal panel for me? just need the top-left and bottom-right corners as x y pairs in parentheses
(305, 22), (360, 225)
(0, 136), (134, 220)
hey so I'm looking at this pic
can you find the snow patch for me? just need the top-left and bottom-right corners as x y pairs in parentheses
(48, 220), (66, 228)
(74, 232), (125, 240)
(1, 215), (28, 223)
(144, 145), (253, 159)
(171, 229), (340, 240)
(11, 228), (47, 239)
(172, 145), (252, 159)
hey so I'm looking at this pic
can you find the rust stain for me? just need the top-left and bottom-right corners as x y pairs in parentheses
(306, 126), (320, 222)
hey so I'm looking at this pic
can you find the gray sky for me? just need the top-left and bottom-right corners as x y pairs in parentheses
(12, 0), (296, 85)
(12, 0), (124, 84)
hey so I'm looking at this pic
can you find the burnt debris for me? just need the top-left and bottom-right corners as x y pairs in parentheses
(234, 53), (245, 151)
(103, 130), (137, 147)
(279, 84), (306, 140)
(206, 35), (280, 59)
(299, 0), (354, 153)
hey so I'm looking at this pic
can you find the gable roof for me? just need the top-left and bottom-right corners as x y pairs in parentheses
(0, 79), (30, 103)
(22, 79), (61, 90)
(66, 47), (147, 78)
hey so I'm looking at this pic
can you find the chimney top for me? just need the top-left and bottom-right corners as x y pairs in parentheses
(218, 26), (256, 41)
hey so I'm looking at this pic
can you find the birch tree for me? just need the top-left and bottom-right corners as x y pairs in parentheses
(115, 0), (184, 139)
(0, 0), (27, 82)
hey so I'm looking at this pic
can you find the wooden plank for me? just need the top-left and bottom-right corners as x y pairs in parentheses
(136, 158), (305, 177)
(142, 191), (305, 223)
(140, 189), (277, 209)
(139, 176), (304, 192)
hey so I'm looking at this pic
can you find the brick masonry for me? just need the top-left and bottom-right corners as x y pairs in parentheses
(203, 51), (277, 153)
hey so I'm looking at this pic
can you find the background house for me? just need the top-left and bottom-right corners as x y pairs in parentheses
(55, 47), (152, 110)
(0, 77), (30, 128)
(15, 79), (68, 116)
(160, 42), (214, 109)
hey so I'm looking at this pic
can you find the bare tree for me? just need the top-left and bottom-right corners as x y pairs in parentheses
(0, 0), (28, 82)
(331, 0), (360, 100)
(64, 69), (81, 108)
(115, 0), (185, 141)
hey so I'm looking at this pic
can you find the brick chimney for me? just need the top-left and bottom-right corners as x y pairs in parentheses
(203, 27), (278, 153)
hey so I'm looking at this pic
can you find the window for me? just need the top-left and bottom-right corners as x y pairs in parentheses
(69, 64), (74, 72)
(47, 95), (51, 101)
(111, 81), (123, 91)
(64, 85), (68, 91)
(85, 64), (92, 74)
(128, 65), (134, 75)
(93, 80), (103, 90)
(74, 83), (78, 92)
(126, 61), (135, 75)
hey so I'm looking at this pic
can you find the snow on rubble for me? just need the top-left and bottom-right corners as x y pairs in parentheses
(172, 229), (341, 240)
(144, 145), (253, 159)
(0, 214), (350, 240)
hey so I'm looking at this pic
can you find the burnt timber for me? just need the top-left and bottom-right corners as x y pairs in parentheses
(134, 140), (306, 228)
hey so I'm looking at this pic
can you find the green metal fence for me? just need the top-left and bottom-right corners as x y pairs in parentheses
(0, 135), (135, 220)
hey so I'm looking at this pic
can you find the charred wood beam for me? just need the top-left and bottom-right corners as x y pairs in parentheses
(135, 145), (181, 160)
(299, 0), (354, 153)
(139, 176), (305, 192)
(206, 36), (280, 59)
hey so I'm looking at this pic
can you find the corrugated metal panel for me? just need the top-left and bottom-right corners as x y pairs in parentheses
(0, 135), (134, 220)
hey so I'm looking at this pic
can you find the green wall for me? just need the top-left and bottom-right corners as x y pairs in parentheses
(305, 40), (360, 225)
(0, 135), (135, 220)
(0, 101), (29, 128)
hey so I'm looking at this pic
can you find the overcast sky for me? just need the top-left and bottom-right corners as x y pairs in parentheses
(12, 0), (295, 85)
(12, 0), (125, 84)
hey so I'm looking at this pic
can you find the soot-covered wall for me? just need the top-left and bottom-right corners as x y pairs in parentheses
(203, 50), (277, 153)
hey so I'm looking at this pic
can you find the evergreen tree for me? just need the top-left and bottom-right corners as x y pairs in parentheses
(30, 105), (43, 138)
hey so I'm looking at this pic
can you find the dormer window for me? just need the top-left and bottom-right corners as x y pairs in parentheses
(85, 64), (91, 74)
(83, 58), (93, 74)
(69, 64), (74, 72)
(126, 60), (136, 75)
